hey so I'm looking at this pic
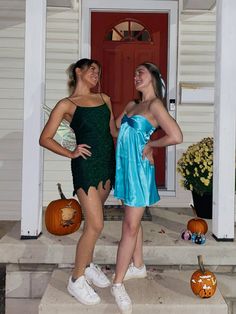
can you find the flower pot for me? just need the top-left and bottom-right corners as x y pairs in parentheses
(192, 191), (212, 219)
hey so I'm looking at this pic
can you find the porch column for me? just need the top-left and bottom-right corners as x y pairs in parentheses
(212, 0), (236, 240)
(21, 0), (47, 238)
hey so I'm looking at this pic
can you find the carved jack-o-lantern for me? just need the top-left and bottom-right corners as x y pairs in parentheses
(190, 255), (217, 298)
(45, 183), (82, 236)
(187, 218), (208, 235)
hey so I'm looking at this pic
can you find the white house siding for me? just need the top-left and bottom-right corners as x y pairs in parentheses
(158, 9), (216, 208)
(43, 7), (79, 205)
(0, 0), (25, 220)
(0, 2), (218, 219)
(0, 3), (78, 219)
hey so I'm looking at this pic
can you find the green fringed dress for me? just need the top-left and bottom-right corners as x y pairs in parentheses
(69, 102), (115, 195)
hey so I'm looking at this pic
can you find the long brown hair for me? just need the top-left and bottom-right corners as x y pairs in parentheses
(138, 62), (166, 101)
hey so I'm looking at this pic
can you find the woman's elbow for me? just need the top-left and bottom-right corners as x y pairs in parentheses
(112, 129), (119, 138)
(174, 131), (183, 145)
(110, 125), (119, 138)
(39, 134), (47, 148)
(39, 139), (44, 148)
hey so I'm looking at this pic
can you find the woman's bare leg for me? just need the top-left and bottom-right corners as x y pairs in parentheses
(87, 180), (112, 261)
(131, 225), (144, 268)
(113, 206), (145, 283)
(72, 181), (111, 279)
(121, 200), (144, 268)
(98, 180), (112, 204)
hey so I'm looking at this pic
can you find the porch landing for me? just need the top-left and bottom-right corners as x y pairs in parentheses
(0, 207), (236, 266)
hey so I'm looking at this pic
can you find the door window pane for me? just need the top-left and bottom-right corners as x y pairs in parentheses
(105, 19), (151, 42)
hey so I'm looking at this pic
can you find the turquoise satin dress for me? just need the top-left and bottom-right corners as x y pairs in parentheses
(114, 114), (160, 207)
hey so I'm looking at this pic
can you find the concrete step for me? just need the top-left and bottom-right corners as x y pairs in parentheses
(39, 268), (227, 314)
(6, 299), (40, 314)
(1, 207), (236, 266)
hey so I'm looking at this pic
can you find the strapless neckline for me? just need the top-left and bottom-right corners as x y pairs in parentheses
(124, 114), (155, 129)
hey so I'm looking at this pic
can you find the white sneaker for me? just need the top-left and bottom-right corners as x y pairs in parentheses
(112, 263), (147, 280)
(85, 263), (111, 288)
(67, 275), (101, 305)
(111, 283), (132, 314)
(118, 263), (147, 281)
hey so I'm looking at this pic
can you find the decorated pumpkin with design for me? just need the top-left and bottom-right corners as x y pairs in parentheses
(190, 255), (217, 298)
(45, 183), (82, 235)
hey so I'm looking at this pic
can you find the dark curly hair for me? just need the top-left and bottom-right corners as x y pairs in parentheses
(66, 58), (101, 92)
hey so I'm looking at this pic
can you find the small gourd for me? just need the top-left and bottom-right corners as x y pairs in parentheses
(191, 233), (206, 245)
(181, 229), (192, 240)
(190, 255), (217, 298)
(45, 183), (82, 236)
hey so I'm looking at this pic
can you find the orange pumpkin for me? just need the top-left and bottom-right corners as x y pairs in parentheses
(187, 218), (208, 235)
(45, 183), (82, 235)
(190, 255), (217, 298)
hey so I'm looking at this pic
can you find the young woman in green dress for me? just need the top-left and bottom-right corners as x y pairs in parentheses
(39, 58), (117, 306)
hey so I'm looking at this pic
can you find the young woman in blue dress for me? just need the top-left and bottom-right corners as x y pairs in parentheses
(111, 62), (183, 314)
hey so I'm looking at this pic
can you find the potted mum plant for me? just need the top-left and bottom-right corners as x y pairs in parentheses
(177, 137), (213, 219)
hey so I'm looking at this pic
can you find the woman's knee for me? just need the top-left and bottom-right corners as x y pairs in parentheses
(123, 220), (139, 238)
(86, 220), (104, 236)
(94, 221), (104, 235)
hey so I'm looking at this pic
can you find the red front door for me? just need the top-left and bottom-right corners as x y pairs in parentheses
(91, 12), (168, 187)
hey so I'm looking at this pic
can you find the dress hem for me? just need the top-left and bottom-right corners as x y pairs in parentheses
(73, 178), (113, 196)
(114, 195), (160, 208)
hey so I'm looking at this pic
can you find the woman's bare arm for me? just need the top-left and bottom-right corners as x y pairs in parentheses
(102, 93), (119, 137)
(39, 100), (91, 159)
(142, 99), (183, 159)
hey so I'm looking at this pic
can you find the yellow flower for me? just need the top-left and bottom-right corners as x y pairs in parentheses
(177, 137), (213, 194)
(200, 177), (210, 186)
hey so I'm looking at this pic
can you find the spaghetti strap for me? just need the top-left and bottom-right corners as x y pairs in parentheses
(67, 97), (78, 107)
(100, 93), (106, 104)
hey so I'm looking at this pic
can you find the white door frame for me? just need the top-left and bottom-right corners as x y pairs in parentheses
(80, 0), (178, 195)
